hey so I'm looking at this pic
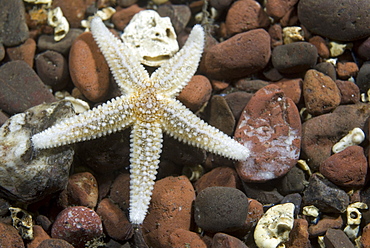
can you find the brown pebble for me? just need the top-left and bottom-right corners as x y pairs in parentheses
(303, 69), (341, 115)
(69, 31), (110, 102)
(324, 228), (354, 248)
(273, 78), (303, 104)
(52, 0), (94, 28)
(234, 84), (301, 182)
(96, 198), (133, 241)
(336, 61), (359, 80)
(109, 173), (130, 211)
(168, 229), (207, 248)
(286, 219), (311, 248)
(111, 5), (144, 31)
(27, 225), (50, 248)
(212, 232), (248, 248)
(309, 36), (330, 59)
(0, 222), (25, 248)
(224, 91), (253, 121)
(177, 75), (212, 112)
(335, 80), (360, 104)
(244, 198), (264, 232)
(308, 215), (343, 237)
(6, 38), (36, 67)
(361, 223), (370, 248)
(268, 23), (283, 48)
(37, 238), (74, 248)
(265, 0), (299, 20)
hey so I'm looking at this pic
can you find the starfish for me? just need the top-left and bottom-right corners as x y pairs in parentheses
(32, 16), (249, 225)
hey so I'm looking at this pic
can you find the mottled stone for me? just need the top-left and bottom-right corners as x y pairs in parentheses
(225, 0), (270, 36)
(111, 5), (144, 31)
(0, 61), (55, 115)
(286, 219), (311, 248)
(272, 42), (318, 74)
(309, 36), (330, 59)
(308, 214), (343, 237)
(336, 61), (359, 80)
(356, 62), (370, 93)
(194, 186), (248, 232)
(200, 29), (271, 80)
(298, 0), (370, 41)
(303, 69), (341, 115)
(37, 29), (83, 55)
(235, 84), (301, 182)
(0, 222), (25, 248)
(51, 206), (103, 248)
(303, 173), (349, 213)
(6, 38), (36, 67)
(324, 228), (354, 248)
(335, 80), (360, 104)
(168, 229), (207, 248)
(212, 232), (248, 248)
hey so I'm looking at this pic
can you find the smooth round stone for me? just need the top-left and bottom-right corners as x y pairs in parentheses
(234, 84), (301, 182)
(272, 42), (318, 74)
(298, 0), (370, 41)
(356, 62), (370, 93)
(265, 0), (299, 20)
(194, 186), (249, 232)
(354, 37), (370, 60)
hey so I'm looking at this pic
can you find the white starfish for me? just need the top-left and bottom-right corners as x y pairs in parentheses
(32, 16), (249, 225)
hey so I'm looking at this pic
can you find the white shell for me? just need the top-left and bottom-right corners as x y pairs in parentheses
(332, 127), (365, 153)
(283, 26), (304, 44)
(254, 203), (295, 248)
(47, 7), (70, 41)
(121, 10), (179, 67)
(9, 207), (33, 240)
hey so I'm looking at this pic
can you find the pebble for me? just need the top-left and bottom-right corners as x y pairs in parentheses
(6, 38), (36, 68)
(96, 198), (133, 241)
(59, 172), (99, 208)
(69, 32), (110, 102)
(168, 229), (207, 248)
(309, 36), (330, 59)
(361, 223), (370, 248)
(335, 80), (360, 104)
(314, 62), (337, 81)
(336, 61), (359, 80)
(0, 222), (25, 248)
(0, 61), (55, 115)
(225, 0), (270, 36)
(109, 173), (131, 211)
(194, 167), (243, 194)
(265, 0), (299, 20)
(298, 0), (370, 41)
(111, 5), (144, 31)
(301, 103), (370, 170)
(51, 206), (103, 248)
(234, 79), (269, 93)
(212, 232), (248, 248)
(277, 166), (307, 195)
(303, 69), (341, 115)
(0, 43), (4, 61)
(35, 50), (70, 91)
(194, 186), (249, 232)
(177, 75), (212, 112)
(0, 0), (29, 47)
(356, 62), (370, 93)
(37, 28), (83, 55)
(285, 219), (311, 248)
(200, 29), (271, 80)
(268, 24), (283, 48)
(157, 5), (191, 34)
(234, 84), (301, 182)
(243, 181), (284, 205)
(271, 42), (318, 74)
(273, 78), (303, 104)
(320, 145), (367, 189)
(244, 198), (264, 232)
(303, 173), (349, 213)
(52, 0), (94, 28)
(308, 214), (343, 237)
(281, 193), (302, 217)
(27, 225), (50, 248)
(355, 37), (370, 60)
(37, 239), (74, 248)
(143, 176), (195, 248)
(117, 0), (138, 7)
(324, 228), (355, 248)
(224, 91), (253, 121)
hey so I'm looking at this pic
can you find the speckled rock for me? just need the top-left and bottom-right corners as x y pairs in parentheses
(143, 176), (195, 248)
(6, 38), (36, 67)
(309, 36), (330, 59)
(272, 42), (318, 74)
(96, 198), (133, 241)
(194, 186), (249, 232)
(225, 0), (270, 36)
(320, 146), (367, 189)
(177, 75), (212, 112)
(212, 233), (248, 248)
(303, 173), (349, 213)
(336, 61), (359, 80)
(0, 0), (29, 47)
(314, 62), (337, 81)
(0, 222), (25, 248)
(35, 50), (69, 91)
(273, 78), (303, 104)
(324, 228), (354, 248)
(37, 29), (83, 55)
(265, 0), (299, 20)
(301, 103), (370, 170)
(168, 229), (207, 248)
(111, 5), (144, 31)
(234, 84), (301, 182)
(0, 61), (55, 115)
(303, 69), (341, 115)
(335, 80), (360, 104)
(308, 214), (343, 237)
(69, 32), (110, 102)
(52, 0), (94, 28)
(356, 62), (370, 93)
(224, 91), (253, 121)
(286, 219), (311, 248)
(37, 239), (74, 248)
(298, 0), (370, 41)
(27, 225), (50, 248)
(361, 223), (370, 248)
(51, 206), (103, 248)
(200, 29), (271, 80)
(0, 101), (74, 203)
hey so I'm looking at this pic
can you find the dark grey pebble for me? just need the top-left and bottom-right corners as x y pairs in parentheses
(37, 29), (83, 55)
(356, 62), (370, 93)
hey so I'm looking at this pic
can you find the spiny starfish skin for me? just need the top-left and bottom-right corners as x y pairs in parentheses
(32, 16), (249, 225)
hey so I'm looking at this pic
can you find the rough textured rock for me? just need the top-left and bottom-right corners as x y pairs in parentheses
(168, 229), (207, 248)
(285, 219), (311, 248)
(0, 222), (25, 248)
(335, 80), (360, 104)
(324, 228), (355, 248)
(336, 61), (359, 80)
(308, 214), (343, 237)
(6, 38), (36, 67)
(235, 84), (301, 182)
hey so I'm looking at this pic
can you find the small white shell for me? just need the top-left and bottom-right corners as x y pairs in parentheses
(302, 205), (319, 218)
(47, 7), (70, 41)
(332, 127), (365, 153)
(283, 26), (304, 44)
(55, 91), (90, 114)
(329, 41), (353, 57)
(9, 207), (33, 240)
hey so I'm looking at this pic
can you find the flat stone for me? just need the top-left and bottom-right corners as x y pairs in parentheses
(324, 228), (355, 248)
(234, 84), (301, 182)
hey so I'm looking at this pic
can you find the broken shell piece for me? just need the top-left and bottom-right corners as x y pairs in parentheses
(344, 202), (367, 240)
(121, 10), (179, 67)
(182, 164), (204, 182)
(283, 26), (304, 44)
(24, 0), (52, 4)
(47, 7), (70, 41)
(303, 205), (319, 218)
(9, 207), (33, 240)
(332, 127), (365, 153)
(254, 203), (295, 248)
(329, 41), (353, 57)
(297, 159), (312, 176)
(55, 91), (90, 114)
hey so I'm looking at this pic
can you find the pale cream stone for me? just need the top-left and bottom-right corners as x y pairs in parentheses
(283, 26), (304, 44)
(329, 41), (353, 57)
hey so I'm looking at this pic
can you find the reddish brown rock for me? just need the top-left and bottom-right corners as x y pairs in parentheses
(320, 146), (367, 189)
(69, 32), (110, 102)
(361, 223), (370, 248)
(309, 36), (330, 59)
(269, 24), (283, 48)
(234, 84), (301, 182)
(336, 61), (359, 80)
(0, 222), (25, 248)
(286, 219), (311, 248)
(177, 75), (212, 112)
(52, 0), (94, 28)
(168, 229), (207, 248)
(308, 215), (343, 237)
(6, 38), (36, 67)
(265, 0), (299, 20)
(225, 0), (270, 36)
(27, 225), (50, 248)
(212, 233), (248, 248)
(109, 173), (130, 211)
(303, 69), (341, 115)
(200, 29), (271, 81)
(324, 228), (354, 248)
(111, 5), (144, 31)
(0, 43), (5, 61)
(143, 176), (195, 248)
(273, 78), (303, 104)
(335, 80), (360, 104)
(96, 198), (133, 241)
(194, 167), (243, 194)
(244, 198), (264, 231)
(37, 239), (74, 248)
(51, 206), (103, 248)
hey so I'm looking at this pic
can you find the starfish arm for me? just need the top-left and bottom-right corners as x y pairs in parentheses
(150, 24), (204, 97)
(129, 121), (162, 225)
(90, 16), (149, 93)
(161, 99), (250, 160)
(32, 96), (134, 149)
